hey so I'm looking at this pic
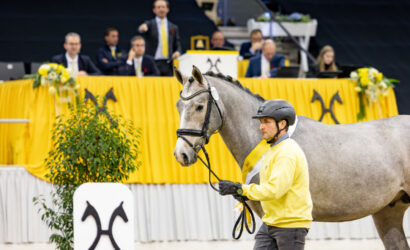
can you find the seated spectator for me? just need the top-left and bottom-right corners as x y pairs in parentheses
(245, 39), (285, 78)
(210, 31), (235, 50)
(240, 29), (263, 59)
(123, 36), (160, 77)
(309, 45), (338, 77)
(96, 28), (127, 75)
(51, 32), (101, 77)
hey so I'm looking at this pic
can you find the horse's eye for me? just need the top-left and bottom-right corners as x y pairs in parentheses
(196, 105), (204, 112)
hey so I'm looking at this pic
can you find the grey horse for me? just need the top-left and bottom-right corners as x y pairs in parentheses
(173, 66), (410, 250)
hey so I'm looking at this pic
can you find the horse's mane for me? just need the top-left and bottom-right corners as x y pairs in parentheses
(203, 71), (265, 102)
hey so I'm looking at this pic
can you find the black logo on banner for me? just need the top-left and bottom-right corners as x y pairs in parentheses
(84, 88), (117, 126)
(311, 89), (343, 124)
(81, 201), (128, 250)
(206, 58), (221, 73)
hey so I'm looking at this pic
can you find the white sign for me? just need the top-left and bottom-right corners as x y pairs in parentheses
(74, 183), (134, 250)
(178, 50), (239, 78)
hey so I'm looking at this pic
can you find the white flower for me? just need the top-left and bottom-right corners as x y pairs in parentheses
(40, 77), (47, 86)
(49, 71), (58, 80)
(350, 71), (358, 80)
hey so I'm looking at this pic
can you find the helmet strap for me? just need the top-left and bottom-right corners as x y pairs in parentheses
(267, 120), (287, 145)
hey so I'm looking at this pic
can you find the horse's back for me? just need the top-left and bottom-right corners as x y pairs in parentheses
(293, 115), (410, 221)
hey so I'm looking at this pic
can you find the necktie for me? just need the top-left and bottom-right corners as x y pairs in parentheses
(136, 59), (142, 77)
(161, 19), (168, 58)
(111, 48), (116, 59)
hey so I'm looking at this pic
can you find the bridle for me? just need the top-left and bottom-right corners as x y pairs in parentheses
(175, 75), (255, 239)
(176, 76), (223, 146)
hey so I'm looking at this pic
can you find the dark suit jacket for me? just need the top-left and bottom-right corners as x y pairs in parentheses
(239, 42), (261, 59)
(96, 45), (127, 75)
(123, 55), (160, 76)
(245, 54), (285, 78)
(141, 18), (182, 59)
(51, 54), (101, 75)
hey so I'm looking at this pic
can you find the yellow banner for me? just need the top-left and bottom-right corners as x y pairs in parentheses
(0, 77), (398, 183)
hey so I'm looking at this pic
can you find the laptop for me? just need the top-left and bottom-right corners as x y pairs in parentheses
(339, 65), (362, 78)
(276, 66), (300, 78)
(317, 70), (343, 78)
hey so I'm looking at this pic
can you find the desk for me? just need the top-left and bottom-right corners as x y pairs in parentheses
(0, 77), (398, 184)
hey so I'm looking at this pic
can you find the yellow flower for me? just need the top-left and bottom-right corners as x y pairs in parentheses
(358, 68), (369, 78)
(56, 65), (65, 73)
(49, 86), (56, 94)
(354, 86), (362, 92)
(361, 76), (370, 86)
(61, 76), (68, 83)
(376, 72), (383, 82)
(38, 64), (50, 76)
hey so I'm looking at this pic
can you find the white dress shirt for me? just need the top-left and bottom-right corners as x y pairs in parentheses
(127, 57), (143, 77)
(65, 52), (79, 77)
(261, 55), (270, 76)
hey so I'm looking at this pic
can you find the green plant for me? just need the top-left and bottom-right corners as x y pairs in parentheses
(33, 100), (141, 250)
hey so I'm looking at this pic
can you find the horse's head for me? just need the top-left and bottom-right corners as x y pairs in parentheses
(173, 66), (224, 166)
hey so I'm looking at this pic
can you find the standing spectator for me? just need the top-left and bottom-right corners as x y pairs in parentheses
(124, 36), (160, 77)
(96, 28), (127, 75)
(138, 0), (182, 76)
(51, 32), (101, 77)
(210, 31), (235, 50)
(245, 39), (285, 78)
(240, 29), (263, 59)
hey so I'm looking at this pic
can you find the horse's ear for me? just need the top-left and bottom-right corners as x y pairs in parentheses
(174, 66), (186, 85)
(192, 65), (204, 86)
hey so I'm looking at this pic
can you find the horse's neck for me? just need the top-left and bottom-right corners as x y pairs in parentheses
(214, 80), (263, 169)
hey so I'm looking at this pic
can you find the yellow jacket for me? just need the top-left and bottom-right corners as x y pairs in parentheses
(242, 138), (313, 228)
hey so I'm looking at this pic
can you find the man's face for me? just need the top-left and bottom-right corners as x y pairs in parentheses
(64, 36), (81, 56)
(211, 32), (225, 48)
(250, 32), (262, 45)
(262, 43), (276, 62)
(132, 39), (145, 57)
(258, 117), (278, 141)
(153, 0), (169, 18)
(105, 30), (119, 46)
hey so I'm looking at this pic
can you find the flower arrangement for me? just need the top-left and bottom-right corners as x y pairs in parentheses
(350, 67), (398, 120)
(25, 63), (79, 103)
(257, 12), (311, 23)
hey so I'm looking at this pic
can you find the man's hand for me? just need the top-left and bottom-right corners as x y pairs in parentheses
(77, 71), (88, 76)
(102, 58), (109, 63)
(128, 49), (136, 61)
(251, 41), (262, 51)
(219, 180), (243, 196)
(172, 51), (180, 60)
(139, 23), (148, 33)
(260, 73), (270, 79)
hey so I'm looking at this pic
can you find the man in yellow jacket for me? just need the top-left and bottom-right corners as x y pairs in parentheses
(219, 99), (313, 250)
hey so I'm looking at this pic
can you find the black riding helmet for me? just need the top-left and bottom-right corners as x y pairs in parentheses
(252, 99), (296, 125)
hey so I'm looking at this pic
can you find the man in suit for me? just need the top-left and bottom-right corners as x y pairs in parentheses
(240, 29), (263, 59)
(96, 28), (128, 75)
(51, 32), (101, 77)
(245, 39), (285, 78)
(123, 36), (160, 77)
(138, 0), (182, 76)
(210, 31), (235, 50)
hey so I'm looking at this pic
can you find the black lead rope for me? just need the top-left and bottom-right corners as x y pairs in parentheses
(177, 136), (256, 239)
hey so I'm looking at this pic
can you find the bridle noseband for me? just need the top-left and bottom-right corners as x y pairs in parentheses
(176, 76), (223, 146)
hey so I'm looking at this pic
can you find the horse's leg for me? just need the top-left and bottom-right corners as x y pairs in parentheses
(372, 201), (409, 250)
